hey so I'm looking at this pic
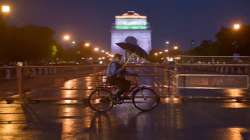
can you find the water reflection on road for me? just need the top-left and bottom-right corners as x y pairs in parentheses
(0, 75), (250, 140)
(59, 76), (250, 140)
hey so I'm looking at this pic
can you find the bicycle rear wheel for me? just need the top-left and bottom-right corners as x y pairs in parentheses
(88, 88), (113, 112)
(132, 87), (160, 112)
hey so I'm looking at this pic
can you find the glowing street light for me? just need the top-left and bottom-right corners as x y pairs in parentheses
(63, 34), (71, 41)
(101, 50), (105, 53)
(72, 41), (76, 45)
(154, 53), (158, 56)
(173, 46), (179, 50)
(84, 42), (91, 47)
(159, 51), (163, 54)
(164, 49), (169, 53)
(94, 47), (100, 52)
(233, 23), (241, 31)
(1, 4), (11, 14)
(165, 41), (170, 45)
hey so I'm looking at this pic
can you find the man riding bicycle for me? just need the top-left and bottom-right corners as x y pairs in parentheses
(106, 53), (132, 101)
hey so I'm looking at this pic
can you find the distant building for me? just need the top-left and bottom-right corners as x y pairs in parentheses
(111, 11), (152, 59)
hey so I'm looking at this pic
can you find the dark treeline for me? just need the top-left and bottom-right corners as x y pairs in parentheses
(0, 17), (107, 65)
(1, 16), (250, 65)
(188, 24), (250, 56)
(0, 17), (63, 64)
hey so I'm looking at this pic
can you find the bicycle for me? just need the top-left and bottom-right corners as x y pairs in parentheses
(88, 76), (160, 112)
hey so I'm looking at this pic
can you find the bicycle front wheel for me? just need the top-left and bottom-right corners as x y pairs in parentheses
(88, 88), (113, 112)
(132, 87), (160, 112)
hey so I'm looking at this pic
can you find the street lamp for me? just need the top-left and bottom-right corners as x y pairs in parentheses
(1, 4), (11, 15)
(72, 41), (76, 45)
(63, 34), (71, 41)
(173, 46), (179, 50)
(94, 47), (100, 52)
(164, 49), (169, 53)
(84, 42), (90, 47)
(231, 23), (242, 56)
(165, 41), (170, 45)
(233, 23), (241, 31)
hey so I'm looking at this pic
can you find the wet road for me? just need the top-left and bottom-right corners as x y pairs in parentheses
(1, 99), (250, 140)
(0, 73), (250, 140)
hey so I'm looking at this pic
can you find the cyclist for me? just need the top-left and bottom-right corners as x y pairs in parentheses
(106, 53), (131, 102)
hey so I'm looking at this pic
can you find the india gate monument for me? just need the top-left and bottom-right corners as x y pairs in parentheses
(111, 11), (152, 59)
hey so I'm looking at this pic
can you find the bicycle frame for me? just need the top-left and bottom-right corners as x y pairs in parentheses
(98, 76), (141, 98)
(89, 76), (160, 112)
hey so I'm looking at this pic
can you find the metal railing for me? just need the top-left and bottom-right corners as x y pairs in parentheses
(174, 56), (250, 99)
(0, 64), (174, 102)
(178, 55), (250, 64)
(1, 58), (249, 101)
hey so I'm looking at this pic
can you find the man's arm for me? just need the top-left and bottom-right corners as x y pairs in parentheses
(109, 62), (117, 76)
(110, 62), (128, 76)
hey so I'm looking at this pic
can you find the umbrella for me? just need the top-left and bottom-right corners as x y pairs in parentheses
(116, 42), (148, 59)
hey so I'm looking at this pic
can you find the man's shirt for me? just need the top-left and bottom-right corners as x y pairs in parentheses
(106, 61), (124, 78)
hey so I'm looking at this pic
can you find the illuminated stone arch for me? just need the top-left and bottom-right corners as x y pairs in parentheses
(111, 11), (152, 59)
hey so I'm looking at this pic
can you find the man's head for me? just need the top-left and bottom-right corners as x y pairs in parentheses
(113, 53), (122, 62)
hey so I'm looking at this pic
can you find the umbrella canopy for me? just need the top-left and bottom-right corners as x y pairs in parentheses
(116, 42), (148, 59)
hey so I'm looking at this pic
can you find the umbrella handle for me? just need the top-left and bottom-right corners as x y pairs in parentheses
(123, 54), (133, 67)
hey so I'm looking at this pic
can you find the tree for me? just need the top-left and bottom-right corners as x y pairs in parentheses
(0, 24), (62, 63)
(187, 24), (250, 56)
(187, 40), (220, 56)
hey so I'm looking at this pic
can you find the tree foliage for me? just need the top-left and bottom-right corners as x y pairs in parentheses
(188, 24), (250, 56)
(0, 18), (62, 63)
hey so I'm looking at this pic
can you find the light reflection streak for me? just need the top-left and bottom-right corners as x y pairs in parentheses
(60, 78), (84, 138)
(162, 97), (181, 104)
(222, 89), (249, 108)
(215, 127), (248, 140)
(62, 80), (77, 98)
(62, 119), (78, 135)
(63, 100), (78, 104)
(82, 108), (93, 129)
(224, 89), (245, 98)
(0, 104), (25, 136)
(223, 102), (249, 109)
(60, 106), (82, 138)
(85, 76), (93, 96)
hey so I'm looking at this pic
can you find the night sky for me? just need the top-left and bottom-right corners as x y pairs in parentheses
(7, 0), (250, 50)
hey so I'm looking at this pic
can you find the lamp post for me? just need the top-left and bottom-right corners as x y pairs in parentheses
(232, 23), (242, 57)
(84, 42), (91, 48)
(1, 4), (11, 15)
(1, 4), (12, 25)
(62, 34), (71, 42)
(94, 47), (100, 52)
(165, 41), (170, 45)
(233, 23), (241, 31)
(173, 45), (179, 50)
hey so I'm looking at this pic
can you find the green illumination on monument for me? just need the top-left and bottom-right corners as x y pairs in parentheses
(115, 25), (147, 30)
(111, 11), (152, 57)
